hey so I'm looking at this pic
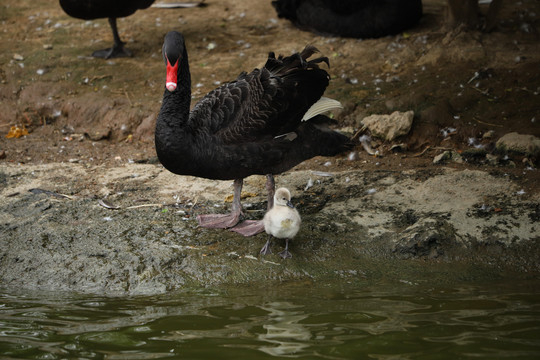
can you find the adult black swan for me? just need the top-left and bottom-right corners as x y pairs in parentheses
(59, 0), (155, 58)
(272, 0), (423, 39)
(155, 31), (352, 236)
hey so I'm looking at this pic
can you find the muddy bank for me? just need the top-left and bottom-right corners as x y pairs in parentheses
(1, 162), (538, 295)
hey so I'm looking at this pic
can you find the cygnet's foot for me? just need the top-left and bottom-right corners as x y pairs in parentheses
(197, 212), (241, 229)
(92, 45), (132, 59)
(230, 220), (265, 237)
(278, 249), (292, 259)
(260, 239), (272, 256)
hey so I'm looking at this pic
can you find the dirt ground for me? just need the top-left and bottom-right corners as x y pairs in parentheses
(0, 1), (539, 293)
(0, 0), (539, 183)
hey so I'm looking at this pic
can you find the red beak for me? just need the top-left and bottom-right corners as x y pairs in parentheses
(166, 57), (179, 92)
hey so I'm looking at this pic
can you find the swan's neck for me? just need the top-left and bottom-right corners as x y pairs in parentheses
(159, 48), (192, 129)
(155, 47), (195, 172)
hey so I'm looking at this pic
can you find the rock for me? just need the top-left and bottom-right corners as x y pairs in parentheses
(482, 130), (496, 140)
(134, 114), (156, 143)
(393, 218), (456, 259)
(496, 132), (540, 156)
(433, 151), (451, 164)
(84, 128), (111, 141)
(433, 150), (463, 164)
(486, 153), (499, 165)
(361, 110), (414, 141)
(452, 151), (464, 164)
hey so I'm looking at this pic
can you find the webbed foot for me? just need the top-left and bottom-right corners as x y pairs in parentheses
(260, 238), (272, 256)
(92, 44), (132, 59)
(279, 239), (292, 259)
(278, 249), (292, 259)
(197, 212), (241, 229)
(230, 220), (265, 237)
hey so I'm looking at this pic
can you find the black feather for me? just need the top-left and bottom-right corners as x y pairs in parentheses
(155, 31), (352, 181)
(272, 0), (423, 39)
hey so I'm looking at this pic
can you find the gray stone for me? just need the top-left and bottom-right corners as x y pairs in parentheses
(496, 132), (540, 156)
(361, 110), (414, 141)
(433, 151), (464, 164)
(433, 151), (451, 164)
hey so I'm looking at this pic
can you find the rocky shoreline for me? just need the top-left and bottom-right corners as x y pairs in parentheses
(1, 162), (538, 295)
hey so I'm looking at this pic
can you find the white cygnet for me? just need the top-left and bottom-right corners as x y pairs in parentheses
(261, 187), (301, 259)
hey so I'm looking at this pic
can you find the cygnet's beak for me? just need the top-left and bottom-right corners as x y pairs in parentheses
(287, 200), (295, 209)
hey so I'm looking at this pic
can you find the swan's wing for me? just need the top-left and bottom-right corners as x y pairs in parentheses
(190, 46), (331, 144)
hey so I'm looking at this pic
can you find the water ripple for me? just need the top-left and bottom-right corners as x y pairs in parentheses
(1, 280), (539, 359)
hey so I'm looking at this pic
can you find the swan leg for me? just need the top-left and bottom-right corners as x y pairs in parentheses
(92, 18), (133, 59)
(260, 235), (272, 256)
(230, 174), (274, 236)
(266, 174), (275, 210)
(197, 179), (243, 229)
(278, 239), (292, 259)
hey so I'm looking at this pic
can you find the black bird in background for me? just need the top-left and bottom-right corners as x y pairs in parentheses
(59, 0), (155, 58)
(272, 0), (423, 38)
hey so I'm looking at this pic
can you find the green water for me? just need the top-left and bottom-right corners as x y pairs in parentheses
(1, 279), (540, 359)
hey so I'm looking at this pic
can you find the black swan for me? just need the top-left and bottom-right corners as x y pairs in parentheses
(272, 0), (423, 39)
(155, 31), (352, 236)
(59, 0), (155, 58)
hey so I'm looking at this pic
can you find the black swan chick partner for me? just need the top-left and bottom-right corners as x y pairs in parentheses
(155, 31), (352, 236)
(261, 188), (301, 259)
(59, 0), (154, 58)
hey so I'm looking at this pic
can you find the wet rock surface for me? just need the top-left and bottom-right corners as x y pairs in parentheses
(1, 163), (538, 295)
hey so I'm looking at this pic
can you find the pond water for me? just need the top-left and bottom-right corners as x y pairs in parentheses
(1, 277), (540, 359)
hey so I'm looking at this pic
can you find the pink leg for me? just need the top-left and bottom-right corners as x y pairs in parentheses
(197, 179), (243, 229)
(230, 174), (275, 237)
(266, 174), (275, 210)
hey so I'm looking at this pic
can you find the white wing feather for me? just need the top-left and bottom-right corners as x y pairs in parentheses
(302, 97), (343, 121)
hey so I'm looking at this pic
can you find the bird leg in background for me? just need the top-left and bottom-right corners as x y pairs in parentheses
(230, 174), (275, 237)
(260, 235), (273, 256)
(265, 174), (275, 209)
(92, 18), (133, 59)
(278, 239), (292, 259)
(197, 179), (244, 229)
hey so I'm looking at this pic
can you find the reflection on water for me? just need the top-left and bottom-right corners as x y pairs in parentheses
(1, 279), (540, 359)
(258, 302), (311, 356)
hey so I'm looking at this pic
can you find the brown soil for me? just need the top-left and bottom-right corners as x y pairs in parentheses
(1, 0), (539, 192)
